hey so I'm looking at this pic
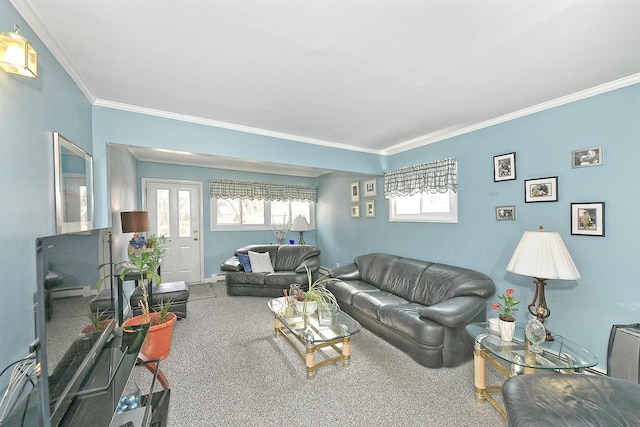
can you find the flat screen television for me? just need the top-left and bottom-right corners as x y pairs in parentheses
(33, 228), (118, 426)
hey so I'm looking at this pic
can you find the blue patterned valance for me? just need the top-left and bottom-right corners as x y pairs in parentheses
(384, 158), (457, 198)
(209, 179), (316, 202)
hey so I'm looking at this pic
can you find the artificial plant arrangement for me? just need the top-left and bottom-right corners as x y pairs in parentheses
(492, 288), (519, 321)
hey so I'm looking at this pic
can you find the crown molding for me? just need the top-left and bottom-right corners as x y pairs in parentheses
(384, 73), (640, 155)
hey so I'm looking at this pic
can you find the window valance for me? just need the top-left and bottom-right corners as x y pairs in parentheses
(384, 158), (457, 198)
(209, 179), (316, 202)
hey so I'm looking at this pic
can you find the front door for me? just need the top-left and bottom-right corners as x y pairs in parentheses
(143, 179), (203, 283)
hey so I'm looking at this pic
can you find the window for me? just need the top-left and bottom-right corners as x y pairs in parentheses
(389, 191), (457, 223)
(211, 198), (314, 230)
(209, 179), (316, 231)
(384, 158), (457, 223)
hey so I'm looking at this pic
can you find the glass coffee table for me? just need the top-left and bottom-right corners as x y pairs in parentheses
(466, 322), (598, 419)
(267, 297), (361, 379)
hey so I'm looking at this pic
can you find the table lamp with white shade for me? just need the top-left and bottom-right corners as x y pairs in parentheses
(290, 215), (310, 245)
(506, 226), (580, 341)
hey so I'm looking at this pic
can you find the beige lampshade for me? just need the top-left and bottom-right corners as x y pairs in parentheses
(506, 227), (580, 280)
(290, 215), (310, 232)
(120, 211), (149, 233)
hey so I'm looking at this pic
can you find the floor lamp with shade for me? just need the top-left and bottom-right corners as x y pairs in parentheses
(506, 226), (581, 341)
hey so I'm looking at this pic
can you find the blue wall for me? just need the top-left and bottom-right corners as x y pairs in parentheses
(0, 2), (93, 379)
(317, 85), (640, 369)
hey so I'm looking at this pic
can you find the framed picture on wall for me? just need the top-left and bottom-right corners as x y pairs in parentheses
(524, 176), (558, 203)
(350, 181), (360, 203)
(496, 206), (516, 221)
(572, 146), (602, 168)
(363, 178), (377, 197)
(350, 204), (360, 218)
(365, 200), (375, 218)
(493, 152), (516, 182)
(571, 202), (605, 236)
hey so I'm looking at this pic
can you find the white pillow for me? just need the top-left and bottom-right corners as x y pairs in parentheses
(248, 251), (274, 273)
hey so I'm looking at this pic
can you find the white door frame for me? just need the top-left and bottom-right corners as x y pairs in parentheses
(142, 178), (205, 283)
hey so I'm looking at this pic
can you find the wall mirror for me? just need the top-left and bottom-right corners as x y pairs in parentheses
(54, 132), (94, 233)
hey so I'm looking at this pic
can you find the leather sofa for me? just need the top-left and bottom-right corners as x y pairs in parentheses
(221, 244), (321, 297)
(328, 253), (495, 368)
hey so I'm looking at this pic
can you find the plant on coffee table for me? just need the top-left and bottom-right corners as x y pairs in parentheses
(291, 265), (338, 314)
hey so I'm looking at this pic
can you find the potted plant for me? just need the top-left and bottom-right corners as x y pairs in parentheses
(492, 288), (519, 341)
(291, 265), (338, 315)
(81, 307), (111, 334)
(98, 234), (176, 360)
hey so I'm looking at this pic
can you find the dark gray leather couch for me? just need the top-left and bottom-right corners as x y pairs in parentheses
(221, 244), (320, 297)
(328, 253), (495, 368)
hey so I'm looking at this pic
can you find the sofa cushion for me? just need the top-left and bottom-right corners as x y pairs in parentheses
(352, 289), (410, 320)
(237, 253), (252, 272)
(354, 253), (401, 288)
(326, 279), (379, 305)
(264, 271), (310, 287)
(248, 251), (274, 273)
(225, 271), (267, 285)
(235, 244), (279, 265)
(413, 263), (495, 306)
(380, 258), (433, 300)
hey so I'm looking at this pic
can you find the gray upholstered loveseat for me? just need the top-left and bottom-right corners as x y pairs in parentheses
(328, 253), (495, 368)
(221, 244), (320, 297)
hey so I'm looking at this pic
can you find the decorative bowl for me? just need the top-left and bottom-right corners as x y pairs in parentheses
(293, 300), (317, 314)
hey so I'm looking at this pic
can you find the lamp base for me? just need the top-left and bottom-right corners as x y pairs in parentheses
(529, 277), (554, 341)
(298, 231), (305, 245)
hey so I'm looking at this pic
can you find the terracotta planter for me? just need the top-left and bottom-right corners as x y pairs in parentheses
(122, 311), (177, 360)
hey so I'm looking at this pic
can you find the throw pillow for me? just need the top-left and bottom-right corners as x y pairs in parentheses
(248, 250), (274, 273)
(237, 253), (252, 272)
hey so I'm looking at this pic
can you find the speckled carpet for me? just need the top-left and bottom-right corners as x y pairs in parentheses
(128, 282), (506, 426)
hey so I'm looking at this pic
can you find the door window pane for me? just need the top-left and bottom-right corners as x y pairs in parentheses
(178, 190), (191, 237)
(157, 189), (170, 237)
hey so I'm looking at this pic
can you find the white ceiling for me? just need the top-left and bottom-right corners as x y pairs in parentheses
(11, 0), (640, 173)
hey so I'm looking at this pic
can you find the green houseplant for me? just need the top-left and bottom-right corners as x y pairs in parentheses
(291, 265), (338, 314)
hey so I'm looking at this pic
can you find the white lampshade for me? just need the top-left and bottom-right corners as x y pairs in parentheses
(290, 216), (310, 232)
(506, 227), (580, 280)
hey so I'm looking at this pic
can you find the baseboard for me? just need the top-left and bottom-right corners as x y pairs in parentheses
(209, 273), (225, 283)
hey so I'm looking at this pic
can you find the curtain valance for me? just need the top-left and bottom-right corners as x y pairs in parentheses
(383, 158), (457, 198)
(209, 179), (316, 202)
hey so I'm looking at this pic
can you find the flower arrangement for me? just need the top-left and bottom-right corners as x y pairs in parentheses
(492, 288), (519, 321)
(288, 265), (338, 313)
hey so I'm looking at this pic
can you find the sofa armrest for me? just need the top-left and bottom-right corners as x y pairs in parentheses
(328, 263), (361, 280)
(294, 256), (320, 274)
(220, 256), (242, 272)
(418, 296), (485, 328)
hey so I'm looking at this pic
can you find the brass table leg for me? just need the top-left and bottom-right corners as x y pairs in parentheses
(342, 336), (351, 367)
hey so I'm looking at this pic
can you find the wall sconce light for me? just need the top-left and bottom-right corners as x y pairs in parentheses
(0, 25), (37, 78)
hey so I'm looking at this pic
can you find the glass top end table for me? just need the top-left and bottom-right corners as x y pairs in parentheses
(466, 321), (598, 419)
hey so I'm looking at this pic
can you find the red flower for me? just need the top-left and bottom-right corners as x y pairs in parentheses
(492, 303), (500, 310)
(505, 288), (514, 297)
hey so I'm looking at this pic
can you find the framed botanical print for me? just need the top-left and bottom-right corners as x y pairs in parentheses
(571, 202), (605, 236)
(350, 181), (360, 203)
(365, 200), (375, 218)
(524, 176), (558, 203)
(350, 204), (360, 218)
(363, 178), (377, 197)
(493, 152), (516, 182)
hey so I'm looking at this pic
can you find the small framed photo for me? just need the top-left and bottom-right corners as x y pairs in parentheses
(571, 202), (605, 236)
(350, 204), (360, 218)
(496, 206), (516, 221)
(524, 176), (558, 203)
(572, 146), (602, 168)
(493, 152), (516, 182)
(363, 178), (377, 197)
(350, 181), (360, 203)
(365, 200), (375, 218)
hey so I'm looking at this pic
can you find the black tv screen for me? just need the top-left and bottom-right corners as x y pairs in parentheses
(34, 228), (117, 426)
